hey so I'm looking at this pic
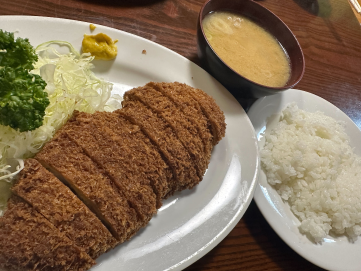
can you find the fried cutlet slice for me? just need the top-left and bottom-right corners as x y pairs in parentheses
(156, 82), (225, 145)
(60, 112), (157, 226)
(0, 195), (95, 271)
(12, 159), (116, 259)
(123, 85), (208, 178)
(148, 82), (213, 162)
(179, 82), (226, 145)
(91, 111), (173, 204)
(35, 133), (139, 242)
(118, 100), (200, 192)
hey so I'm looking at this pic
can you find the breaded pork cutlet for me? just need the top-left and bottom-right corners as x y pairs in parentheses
(92, 111), (173, 204)
(123, 85), (208, 178)
(35, 133), (139, 242)
(12, 159), (116, 259)
(0, 196), (95, 271)
(180, 82), (226, 145)
(118, 100), (200, 192)
(60, 112), (157, 227)
(148, 82), (213, 163)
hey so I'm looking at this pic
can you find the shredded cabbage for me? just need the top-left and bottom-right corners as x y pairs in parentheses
(0, 40), (122, 215)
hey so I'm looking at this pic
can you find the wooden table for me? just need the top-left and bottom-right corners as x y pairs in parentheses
(2, 0), (361, 270)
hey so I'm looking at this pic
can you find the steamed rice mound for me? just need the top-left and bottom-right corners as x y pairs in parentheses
(261, 103), (361, 242)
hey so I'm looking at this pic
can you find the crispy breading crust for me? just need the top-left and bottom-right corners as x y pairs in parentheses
(0, 82), (227, 271)
(61, 112), (157, 227)
(149, 82), (213, 164)
(91, 111), (173, 206)
(123, 85), (208, 179)
(118, 100), (200, 193)
(35, 133), (139, 242)
(175, 82), (226, 145)
(0, 196), (95, 271)
(12, 159), (116, 259)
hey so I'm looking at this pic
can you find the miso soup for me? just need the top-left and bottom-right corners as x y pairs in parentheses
(202, 11), (291, 87)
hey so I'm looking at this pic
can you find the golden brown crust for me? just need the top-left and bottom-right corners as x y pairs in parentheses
(35, 133), (139, 242)
(118, 100), (200, 193)
(149, 82), (213, 166)
(123, 85), (208, 180)
(60, 112), (157, 227)
(12, 159), (116, 259)
(0, 195), (95, 271)
(91, 111), (173, 206)
(0, 82), (226, 270)
(174, 82), (226, 145)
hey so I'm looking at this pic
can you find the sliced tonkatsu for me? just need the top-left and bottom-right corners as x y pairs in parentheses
(12, 159), (116, 259)
(0, 195), (95, 271)
(35, 133), (140, 242)
(179, 82), (226, 145)
(91, 111), (174, 203)
(123, 85), (208, 178)
(0, 81), (227, 271)
(148, 82), (213, 162)
(60, 112), (157, 226)
(118, 99), (200, 192)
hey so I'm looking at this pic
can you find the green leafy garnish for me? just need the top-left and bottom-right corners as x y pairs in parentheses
(0, 30), (49, 132)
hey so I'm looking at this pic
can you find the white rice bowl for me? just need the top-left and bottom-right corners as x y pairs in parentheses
(261, 103), (361, 242)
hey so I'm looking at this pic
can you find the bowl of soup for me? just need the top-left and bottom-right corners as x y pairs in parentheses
(197, 0), (305, 99)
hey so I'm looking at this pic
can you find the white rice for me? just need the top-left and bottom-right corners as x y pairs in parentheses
(261, 103), (361, 242)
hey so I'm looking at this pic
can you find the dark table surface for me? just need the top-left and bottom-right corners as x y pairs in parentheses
(2, 0), (361, 270)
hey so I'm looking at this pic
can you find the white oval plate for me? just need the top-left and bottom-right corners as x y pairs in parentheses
(0, 16), (259, 271)
(248, 89), (361, 271)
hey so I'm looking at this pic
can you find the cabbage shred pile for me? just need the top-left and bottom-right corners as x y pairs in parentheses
(0, 40), (121, 215)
